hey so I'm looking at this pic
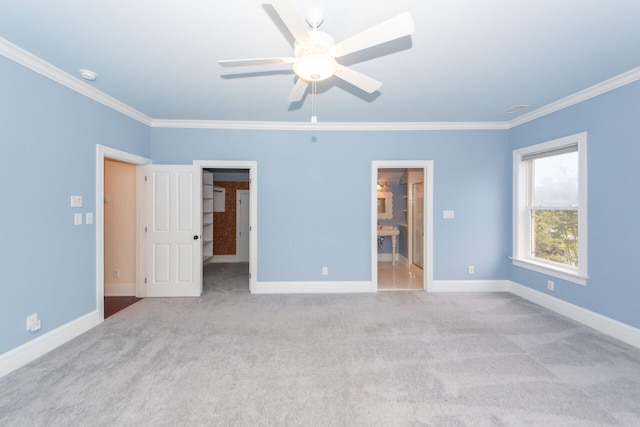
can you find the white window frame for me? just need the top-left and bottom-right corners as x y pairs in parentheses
(512, 132), (588, 285)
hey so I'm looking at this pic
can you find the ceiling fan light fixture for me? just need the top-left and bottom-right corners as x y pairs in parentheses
(217, 2), (416, 106)
(293, 54), (337, 81)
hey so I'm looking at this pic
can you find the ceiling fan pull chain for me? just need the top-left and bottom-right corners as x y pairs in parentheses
(311, 81), (318, 123)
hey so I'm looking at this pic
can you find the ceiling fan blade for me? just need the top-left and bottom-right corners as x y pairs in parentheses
(271, 0), (311, 44)
(334, 65), (382, 93)
(330, 12), (415, 58)
(287, 78), (309, 103)
(218, 57), (294, 67)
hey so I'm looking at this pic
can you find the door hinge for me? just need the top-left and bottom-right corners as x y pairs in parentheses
(145, 226), (147, 232)
(249, 273), (251, 279)
(144, 277), (147, 284)
(144, 175), (147, 182)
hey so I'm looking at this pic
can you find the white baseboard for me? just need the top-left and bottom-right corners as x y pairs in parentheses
(0, 310), (100, 378)
(429, 280), (511, 293)
(209, 255), (240, 263)
(104, 283), (136, 297)
(254, 281), (374, 294)
(509, 281), (640, 349)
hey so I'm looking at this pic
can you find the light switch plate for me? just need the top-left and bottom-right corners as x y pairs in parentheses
(443, 210), (455, 219)
(86, 213), (93, 224)
(26, 314), (38, 331)
(70, 196), (83, 207)
(74, 213), (82, 225)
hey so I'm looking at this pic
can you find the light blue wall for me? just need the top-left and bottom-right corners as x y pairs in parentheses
(151, 128), (512, 283)
(2, 45), (638, 365)
(509, 80), (640, 329)
(0, 57), (150, 354)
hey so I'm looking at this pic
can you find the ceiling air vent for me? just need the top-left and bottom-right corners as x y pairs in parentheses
(503, 105), (530, 114)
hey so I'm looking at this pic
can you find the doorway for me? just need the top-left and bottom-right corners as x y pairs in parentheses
(372, 161), (433, 292)
(96, 145), (151, 322)
(195, 161), (257, 293)
(103, 158), (140, 317)
(103, 159), (136, 296)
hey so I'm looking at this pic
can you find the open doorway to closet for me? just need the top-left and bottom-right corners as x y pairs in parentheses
(196, 161), (257, 293)
(96, 145), (151, 322)
(372, 161), (433, 292)
(203, 168), (250, 263)
(103, 158), (141, 317)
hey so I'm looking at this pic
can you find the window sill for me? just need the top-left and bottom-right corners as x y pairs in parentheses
(511, 258), (587, 286)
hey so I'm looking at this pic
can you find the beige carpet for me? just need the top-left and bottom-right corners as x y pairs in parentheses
(2, 263), (640, 426)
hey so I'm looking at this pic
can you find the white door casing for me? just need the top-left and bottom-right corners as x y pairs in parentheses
(145, 165), (202, 297)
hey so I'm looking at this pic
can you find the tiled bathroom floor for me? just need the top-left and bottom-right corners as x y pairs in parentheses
(378, 261), (424, 290)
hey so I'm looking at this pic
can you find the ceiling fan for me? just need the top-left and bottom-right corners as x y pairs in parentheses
(218, 0), (415, 120)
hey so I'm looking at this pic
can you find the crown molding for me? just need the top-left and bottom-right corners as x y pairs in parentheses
(150, 119), (509, 131)
(4, 36), (639, 132)
(507, 66), (640, 128)
(0, 37), (152, 126)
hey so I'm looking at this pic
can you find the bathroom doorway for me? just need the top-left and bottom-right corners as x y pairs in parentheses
(372, 161), (433, 292)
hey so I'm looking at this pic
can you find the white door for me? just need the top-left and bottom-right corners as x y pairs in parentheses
(236, 190), (250, 262)
(145, 165), (202, 297)
(412, 181), (424, 269)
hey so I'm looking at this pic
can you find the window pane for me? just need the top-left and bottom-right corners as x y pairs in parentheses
(531, 209), (578, 267)
(533, 152), (578, 206)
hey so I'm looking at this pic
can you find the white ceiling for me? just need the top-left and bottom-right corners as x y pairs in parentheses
(2, 0), (639, 124)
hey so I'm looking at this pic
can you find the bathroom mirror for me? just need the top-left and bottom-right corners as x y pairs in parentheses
(377, 191), (393, 219)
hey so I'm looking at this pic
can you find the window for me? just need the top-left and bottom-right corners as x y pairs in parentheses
(513, 132), (587, 285)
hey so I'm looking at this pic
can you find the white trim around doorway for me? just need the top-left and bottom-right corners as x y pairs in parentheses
(372, 161), (434, 292)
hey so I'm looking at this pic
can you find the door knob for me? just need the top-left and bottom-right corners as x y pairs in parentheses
(193, 235), (199, 240)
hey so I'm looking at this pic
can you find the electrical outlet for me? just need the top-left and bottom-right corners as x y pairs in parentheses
(113, 269), (120, 279)
(468, 265), (475, 274)
(322, 267), (328, 276)
(547, 280), (555, 291)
